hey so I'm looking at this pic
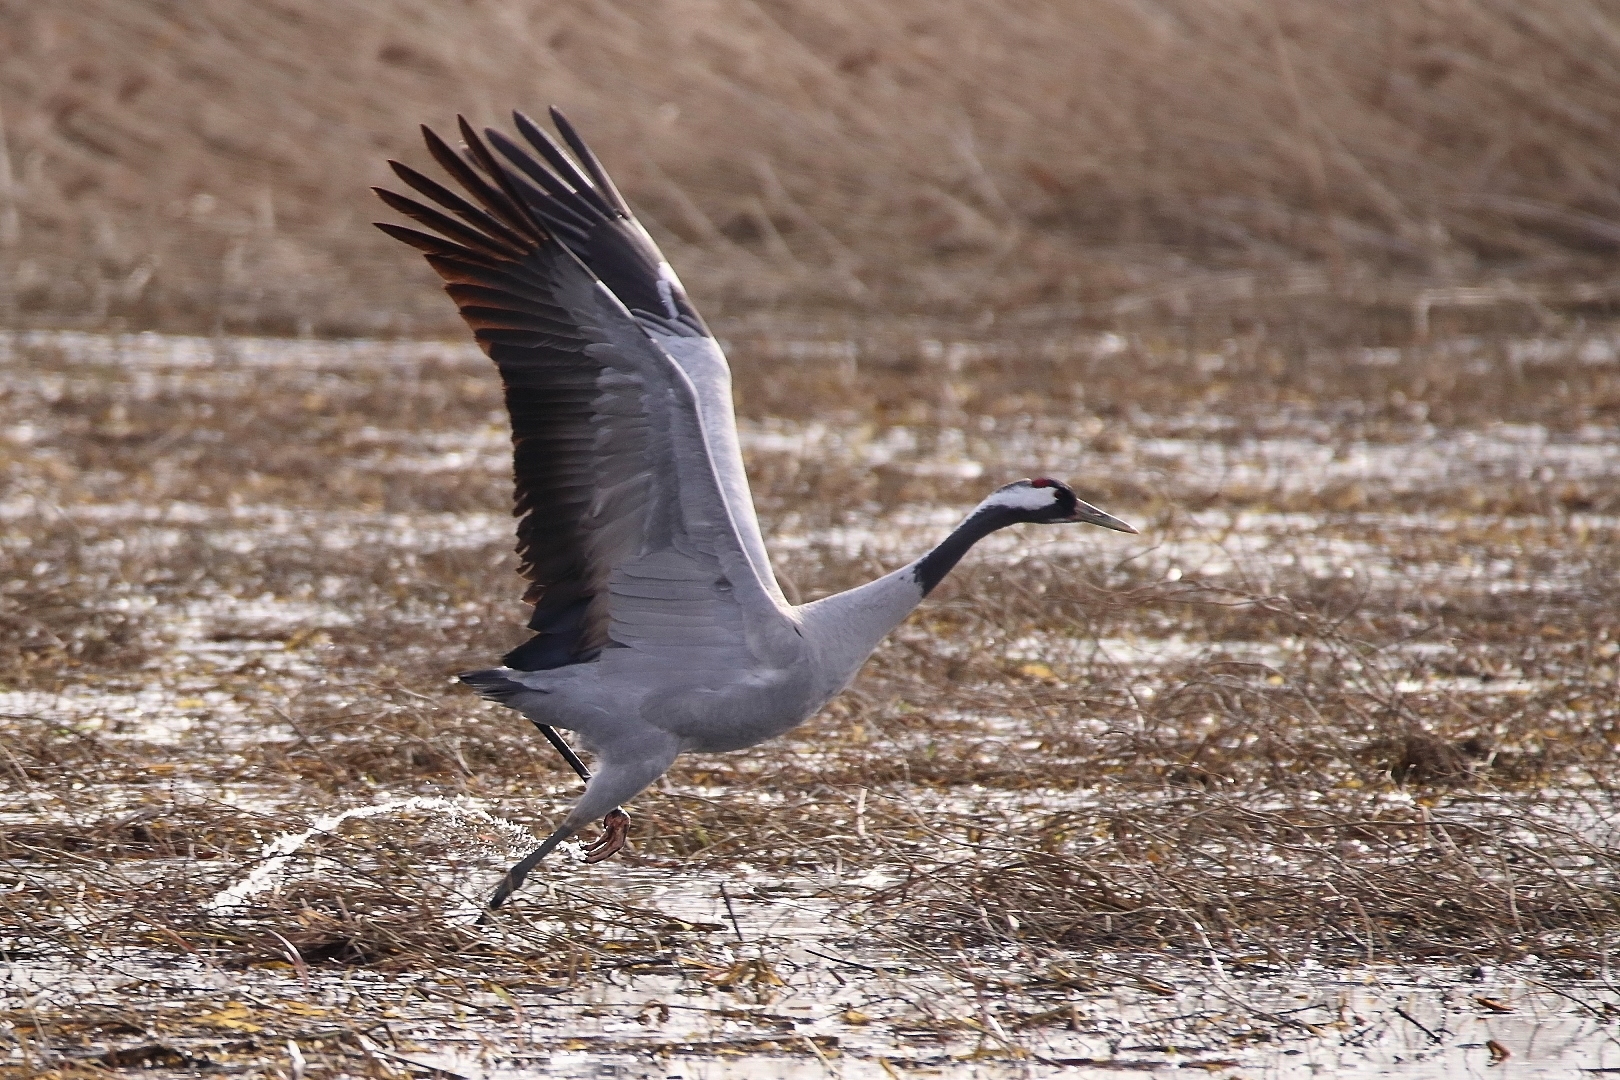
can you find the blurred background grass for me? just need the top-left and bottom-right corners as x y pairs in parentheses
(3, 0), (1620, 338)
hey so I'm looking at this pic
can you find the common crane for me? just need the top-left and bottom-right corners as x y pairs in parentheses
(374, 111), (1137, 910)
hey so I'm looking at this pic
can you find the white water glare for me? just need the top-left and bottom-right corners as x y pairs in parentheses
(206, 795), (534, 914)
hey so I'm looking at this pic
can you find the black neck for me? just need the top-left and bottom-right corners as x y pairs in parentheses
(911, 506), (1016, 596)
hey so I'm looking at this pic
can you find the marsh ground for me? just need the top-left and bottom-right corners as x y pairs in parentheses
(1, 322), (1617, 1077)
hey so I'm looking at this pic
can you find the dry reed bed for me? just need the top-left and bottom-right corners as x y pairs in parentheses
(1, 325), (1618, 1074)
(5, 1), (1620, 335)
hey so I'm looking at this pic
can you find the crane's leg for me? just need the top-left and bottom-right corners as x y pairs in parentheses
(531, 721), (632, 863)
(486, 737), (679, 912)
(486, 818), (582, 912)
(533, 722), (591, 779)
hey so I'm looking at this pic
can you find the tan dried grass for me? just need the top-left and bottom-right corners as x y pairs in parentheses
(3, 0), (1620, 334)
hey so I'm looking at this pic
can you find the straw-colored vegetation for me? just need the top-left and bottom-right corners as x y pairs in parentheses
(4, 0), (1620, 335)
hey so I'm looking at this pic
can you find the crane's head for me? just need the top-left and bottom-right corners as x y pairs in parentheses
(984, 478), (1138, 532)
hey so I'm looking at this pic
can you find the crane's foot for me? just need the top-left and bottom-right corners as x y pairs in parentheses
(582, 808), (631, 863)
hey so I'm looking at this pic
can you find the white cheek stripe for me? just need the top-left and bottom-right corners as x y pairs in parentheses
(982, 485), (1059, 511)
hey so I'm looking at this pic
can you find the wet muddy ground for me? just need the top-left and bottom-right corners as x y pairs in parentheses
(2, 325), (1617, 1077)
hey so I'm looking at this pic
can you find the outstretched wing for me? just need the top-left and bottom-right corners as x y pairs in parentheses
(374, 117), (796, 674)
(488, 109), (785, 612)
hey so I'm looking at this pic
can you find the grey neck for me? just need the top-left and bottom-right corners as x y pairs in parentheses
(795, 503), (1023, 704)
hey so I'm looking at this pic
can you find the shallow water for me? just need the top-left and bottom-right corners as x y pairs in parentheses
(8, 790), (1618, 1078)
(3, 330), (1617, 1077)
(8, 771), (1617, 1076)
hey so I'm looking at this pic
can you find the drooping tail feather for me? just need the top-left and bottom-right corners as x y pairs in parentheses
(457, 667), (531, 706)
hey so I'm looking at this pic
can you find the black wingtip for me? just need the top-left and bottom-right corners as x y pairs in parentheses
(372, 220), (461, 256)
(411, 120), (550, 245)
(546, 106), (580, 139)
(386, 159), (521, 240)
(417, 123), (439, 155)
(512, 109), (618, 219)
(422, 122), (480, 187)
(548, 107), (630, 217)
(456, 114), (482, 163)
(374, 187), (529, 260)
(420, 123), (459, 171)
(457, 114), (548, 237)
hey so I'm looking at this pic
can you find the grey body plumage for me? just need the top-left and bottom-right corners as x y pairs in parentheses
(375, 110), (1136, 909)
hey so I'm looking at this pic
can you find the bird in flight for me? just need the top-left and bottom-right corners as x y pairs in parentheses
(375, 110), (1137, 910)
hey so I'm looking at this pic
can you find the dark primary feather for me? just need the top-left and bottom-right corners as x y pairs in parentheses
(497, 110), (708, 334)
(456, 115), (550, 240)
(510, 110), (618, 218)
(374, 110), (736, 670)
(486, 128), (598, 236)
(421, 124), (538, 242)
(373, 118), (621, 670)
(373, 187), (524, 259)
(549, 106), (633, 218)
(386, 160), (532, 252)
(373, 220), (471, 258)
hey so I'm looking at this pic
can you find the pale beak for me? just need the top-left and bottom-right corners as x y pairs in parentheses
(1068, 499), (1138, 534)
